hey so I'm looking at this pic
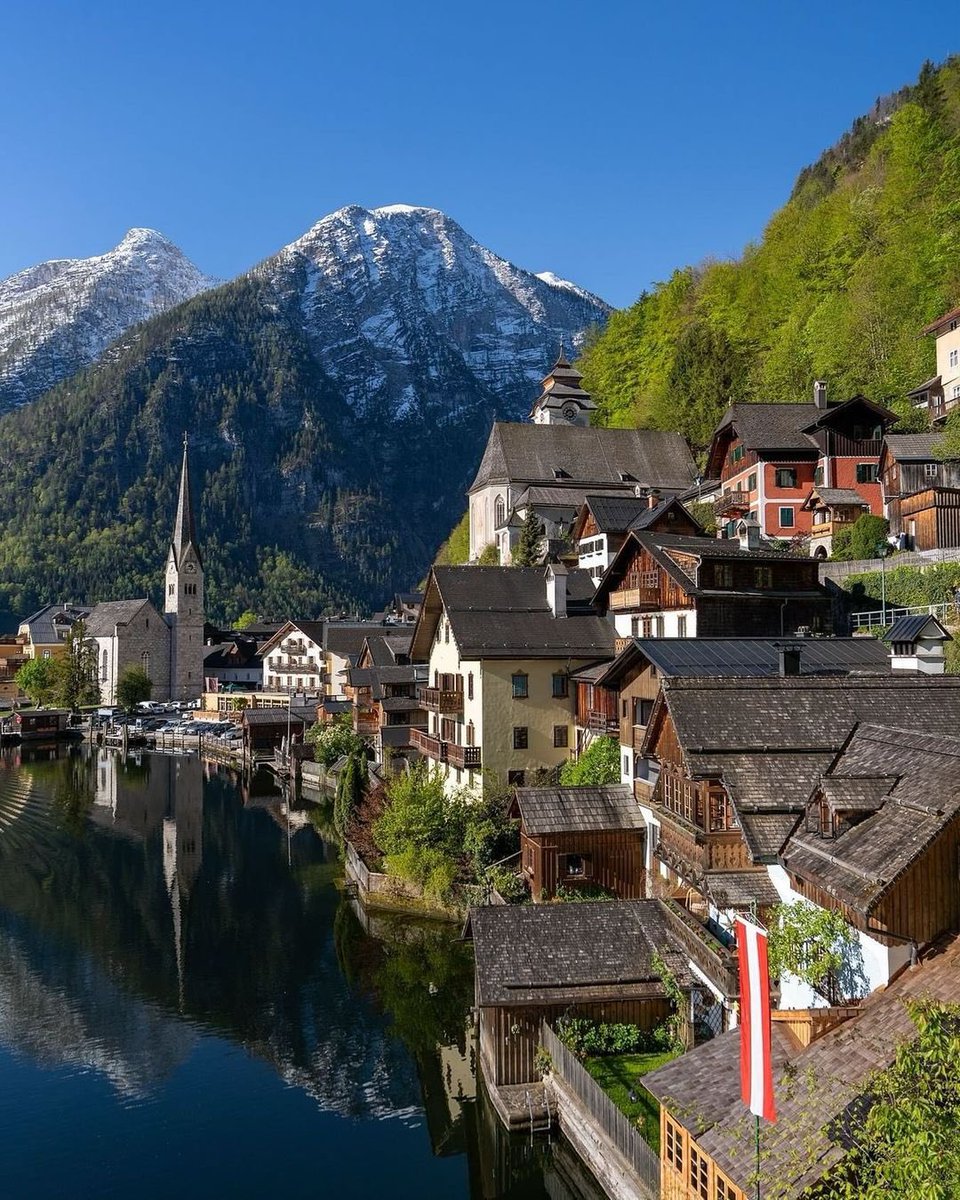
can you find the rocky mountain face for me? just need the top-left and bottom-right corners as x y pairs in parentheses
(0, 206), (608, 620)
(0, 228), (217, 412)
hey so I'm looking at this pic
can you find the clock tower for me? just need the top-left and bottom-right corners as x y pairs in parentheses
(165, 436), (204, 702)
(528, 347), (598, 426)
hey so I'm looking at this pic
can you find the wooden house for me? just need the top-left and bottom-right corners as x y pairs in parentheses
(879, 432), (960, 548)
(705, 389), (894, 540)
(906, 303), (960, 424)
(466, 902), (691, 1107)
(510, 785), (646, 900)
(346, 631), (428, 768)
(13, 708), (73, 740)
(241, 707), (307, 758)
(644, 934), (960, 1200)
(593, 528), (836, 641)
(572, 493), (703, 584)
(801, 486), (869, 558)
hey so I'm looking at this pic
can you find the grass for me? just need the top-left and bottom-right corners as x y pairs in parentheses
(585, 1051), (677, 1152)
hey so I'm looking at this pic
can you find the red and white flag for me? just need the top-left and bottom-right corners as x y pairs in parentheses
(736, 915), (777, 1123)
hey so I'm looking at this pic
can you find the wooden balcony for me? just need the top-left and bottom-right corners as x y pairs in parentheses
(608, 584), (661, 611)
(410, 728), (447, 761)
(353, 712), (380, 736)
(418, 686), (464, 714)
(654, 808), (751, 876)
(447, 742), (481, 769)
(586, 710), (618, 735)
(409, 728), (480, 769)
(660, 899), (740, 1000)
(714, 489), (751, 516)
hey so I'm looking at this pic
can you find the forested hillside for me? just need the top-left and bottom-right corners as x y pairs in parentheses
(579, 58), (960, 447)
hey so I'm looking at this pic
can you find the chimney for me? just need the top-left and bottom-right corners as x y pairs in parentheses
(776, 642), (803, 677)
(737, 516), (761, 551)
(813, 380), (828, 410)
(647, 488), (661, 511)
(546, 562), (568, 619)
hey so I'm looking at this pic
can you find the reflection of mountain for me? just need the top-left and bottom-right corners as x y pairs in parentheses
(0, 910), (195, 1096)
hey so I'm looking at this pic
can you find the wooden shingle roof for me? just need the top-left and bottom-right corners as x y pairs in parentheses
(512, 785), (644, 835)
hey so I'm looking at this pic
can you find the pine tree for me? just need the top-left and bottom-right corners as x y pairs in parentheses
(512, 509), (546, 567)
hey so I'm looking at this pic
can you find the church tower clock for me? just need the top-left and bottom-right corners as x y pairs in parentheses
(165, 436), (205, 702)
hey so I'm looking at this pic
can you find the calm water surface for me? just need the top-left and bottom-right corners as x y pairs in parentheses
(0, 746), (604, 1200)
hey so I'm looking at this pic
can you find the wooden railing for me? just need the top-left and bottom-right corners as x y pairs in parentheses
(418, 686), (464, 713)
(447, 743), (481, 769)
(660, 900), (739, 1000)
(608, 586), (661, 611)
(410, 728), (446, 761)
(541, 1022), (661, 1196)
(714, 489), (751, 515)
(586, 710), (618, 735)
(409, 727), (479, 769)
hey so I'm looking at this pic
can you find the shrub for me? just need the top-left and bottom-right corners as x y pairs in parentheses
(556, 1017), (664, 1056)
(307, 720), (365, 767)
(559, 736), (620, 786)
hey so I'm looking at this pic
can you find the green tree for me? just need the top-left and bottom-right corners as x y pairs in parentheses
(14, 656), (59, 706)
(824, 1000), (960, 1199)
(306, 721), (365, 767)
(116, 665), (152, 712)
(767, 899), (860, 994)
(477, 543), (499, 565)
(847, 514), (890, 560)
(334, 746), (368, 839)
(234, 609), (259, 630)
(512, 509), (545, 567)
(53, 621), (100, 711)
(434, 510), (470, 565)
(559, 736), (621, 786)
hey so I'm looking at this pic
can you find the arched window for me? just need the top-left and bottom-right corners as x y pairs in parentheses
(141, 651), (150, 679)
(100, 649), (108, 681)
(494, 495), (506, 528)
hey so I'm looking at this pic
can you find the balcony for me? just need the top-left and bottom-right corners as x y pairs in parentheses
(353, 712), (380, 736)
(714, 489), (751, 516)
(418, 686), (464, 714)
(411, 728), (446, 761)
(409, 727), (480, 769)
(586, 710), (618, 735)
(608, 573), (661, 612)
(447, 743), (482, 769)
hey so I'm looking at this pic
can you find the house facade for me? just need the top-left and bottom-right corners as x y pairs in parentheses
(907, 302), (960, 422)
(345, 631), (428, 768)
(572, 494), (703, 583)
(879, 432), (960, 549)
(409, 565), (614, 795)
(260, 621), (326, 694)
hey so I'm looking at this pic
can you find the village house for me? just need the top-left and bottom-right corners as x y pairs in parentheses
(592, 523), (837, 642)
(643, 933), (960, 1200)
(510, 784), (647, 900)
(572, 493), (704, 583)
(240, 706), (308, 760)
(0, 637), (28, 704)
(800, 485), (870, 559)
(345, 630), (428, 769)
(906, 302), (960, 423)
(705, 387), (894, 543)
(202, 634), (264, 693)
(637, 673), (960, 1011)
(878, 431), (960, 549)
(408, 564), (614, 795)
(260, 621), (326, 695)
(16, 603), (92, 660)
(324, 622), (392, 699)
(468, 355), (698, 564)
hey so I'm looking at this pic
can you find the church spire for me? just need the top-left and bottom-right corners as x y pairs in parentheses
(172, 433), (200, 567)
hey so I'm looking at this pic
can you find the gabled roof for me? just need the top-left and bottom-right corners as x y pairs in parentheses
(324, 623), (389, 660)
(86, 599), (155, 637)
(259, 620), (326, 657)
(512, 785), (644, 835)
(883, 613), (952, 644)
(798, 394), (896, 434)
(18, 603), (93, 644)
(469, 423), (697, 494)
(881, 432), (943, 462)
(906, 373), (942, 397)
(921, 303), (960, 335)
(466, 900), (693, 1006)
(802, 486), (870, 511)
(410, 566), (615, 661)
(645, 934), (960, 1199)
(708, 403), (822, 473)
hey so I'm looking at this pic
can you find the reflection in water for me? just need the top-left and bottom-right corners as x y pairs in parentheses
(0, 747), (604, 1200)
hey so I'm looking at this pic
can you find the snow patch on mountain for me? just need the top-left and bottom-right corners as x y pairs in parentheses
(0, 230), (217, 411)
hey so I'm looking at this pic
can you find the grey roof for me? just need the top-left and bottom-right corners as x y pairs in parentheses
(85, 599), (153, 637)
(516, 485), (619, 510)
(18, 603), (92, 645)
(701, 871), (780, 909)
(414, 566), (615, 660)
(598, 637), (890, 685)
(906, 373), (941, 396)
(470, 423), (698, 494)
(645, 935), (960, 1199)
(713, 402), (822, 452)
(467, 900), (692, 1006)
(807, 487), (870, 508)
(580, 494), (649, 533)
(324, 623), (387, 659)
(242, 708), (308, 726)
(783, 724), (960, 915)
(171, 440), (202, 569)
(882, 432), (943, 461)
(513, 785), (644, 835)
(883, 613), (952, 644)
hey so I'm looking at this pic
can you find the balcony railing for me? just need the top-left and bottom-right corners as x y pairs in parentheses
(586, 710), (618, 735)
(353, 713), (380, 735)
(409, 727), (480, 769)
(447, 743), (482, 769)
(418, 686), (464, 713)
(714, 489), (751, 515)
(411, 728), (447, 761)
(608, 581), (661, 611)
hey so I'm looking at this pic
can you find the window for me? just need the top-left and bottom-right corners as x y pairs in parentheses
(444, 621), (450, 644)
(140, 651), (150, 678)
(715, 564), (734, 587)
(641, 616), (653, 637)
(856, 463), (879, 484)
(677, 615), (687, 637)
(552, 673), (568, 698)
(814, 465), (823, 486)
(507, 769), (525, 787)
(689, 1145), (709, 1200)
(715, 1172), (738, 1200)
(553, 724), (568, 748)
(754, 566), (772, 587)
(665, 1118), (684, 1174)
(779, 507), (795, 529)
(623, 754), (629, 776)
(101, 648), (109, 682)
(513, 726), (528, 750)
(747, 472), (757, 491)
(511, 672), (528, 699)
(953, 384), (960, 400)
(562, 854), (590, 878)
(731, 445), (744, 463)
(466, 720), (475, 746)
(630, 615), (640, 636)
(775, 468), (797, 489)
(494, 495), (506, 527)
(633, 698), (655, 726)
(951, 348), (959, 368)
(467, 672), (474, 700)
(655, 616), (664, 637)
(852, 423), (882, 442)
(925, 462), (939, 478)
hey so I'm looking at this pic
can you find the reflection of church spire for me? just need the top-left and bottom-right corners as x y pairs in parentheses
(162, 757), (204, 1012)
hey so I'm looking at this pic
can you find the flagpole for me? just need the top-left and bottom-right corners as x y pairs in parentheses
(756, 1114), (761, 1200)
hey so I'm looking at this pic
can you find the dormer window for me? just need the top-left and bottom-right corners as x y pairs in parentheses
(553, 467), (569, 479)
(619, 471), (636, 483)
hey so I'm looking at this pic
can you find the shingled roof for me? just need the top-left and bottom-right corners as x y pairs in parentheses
(85, 599), (154, 637)
(645, 934), (960, 1199)
(467, 900), (693, 1006)
(411, 566), (615, 661)
(882, 432), (943, 461)
(469, 423), (697, 494)
(512, 785), (644, 835)
(713, 403), (822, 452)
(783, 724), (960, 916)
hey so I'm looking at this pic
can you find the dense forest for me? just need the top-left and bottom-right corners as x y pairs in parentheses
(578, 58), (960, 447)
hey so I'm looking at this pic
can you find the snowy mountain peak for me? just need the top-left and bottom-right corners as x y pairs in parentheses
(0, 231), (216, 411)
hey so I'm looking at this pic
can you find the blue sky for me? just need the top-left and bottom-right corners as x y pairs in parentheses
(1, 1), (954, 307)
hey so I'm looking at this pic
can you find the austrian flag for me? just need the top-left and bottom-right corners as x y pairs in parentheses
(736, 915), (777, 1123)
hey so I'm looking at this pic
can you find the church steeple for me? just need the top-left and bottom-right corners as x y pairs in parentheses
(171, 434), (201, 569)
(528, 347), (598, 425)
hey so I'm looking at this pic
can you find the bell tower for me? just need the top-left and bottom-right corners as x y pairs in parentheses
(165, 435), (204, 701)
(528, 345), (598, 426)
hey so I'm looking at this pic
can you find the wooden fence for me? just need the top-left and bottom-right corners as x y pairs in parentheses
(541, 1022), (661, 1198)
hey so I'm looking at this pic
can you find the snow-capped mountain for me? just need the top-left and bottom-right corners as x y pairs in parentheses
(258, 203), (610, 419)
(0, 228), (216, 411)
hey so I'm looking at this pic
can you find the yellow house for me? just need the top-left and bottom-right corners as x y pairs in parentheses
(17, 603), (93, 660)
(409, 565), (615, 795)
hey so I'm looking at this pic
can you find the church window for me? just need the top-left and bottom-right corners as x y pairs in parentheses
(494, 495), (506, 528)
(141, 652), (150, 678)
(101, 649), (108, 681)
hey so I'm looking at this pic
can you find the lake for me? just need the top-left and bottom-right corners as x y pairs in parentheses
(0, 745), (604, 1200)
